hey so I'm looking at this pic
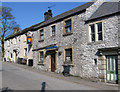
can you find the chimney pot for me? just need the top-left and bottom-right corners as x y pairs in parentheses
(44, 9), (52, 21)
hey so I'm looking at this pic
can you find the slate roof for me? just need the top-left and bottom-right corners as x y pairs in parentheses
(5, 2), (94, 40)
(5, 21), (44, 41)
(87, 2), (120, 21)
(34, 2), (94, 29)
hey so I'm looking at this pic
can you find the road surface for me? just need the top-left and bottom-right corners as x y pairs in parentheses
(2, 62), (106, 90)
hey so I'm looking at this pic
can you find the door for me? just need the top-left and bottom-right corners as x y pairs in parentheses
(51, 53), (56, 72)
(106, 56), (118, 84)
(13, 51), (17, 63)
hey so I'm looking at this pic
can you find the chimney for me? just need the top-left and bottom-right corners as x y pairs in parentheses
(44, 9), (52, 21)
(13, 25), (19, 33)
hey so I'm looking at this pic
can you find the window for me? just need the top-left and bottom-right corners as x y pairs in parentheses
(39, 29), (44, 40)
(14, 38), (17, 44)
(64, 48), (72, 64)
(51, 25), (56, 36)
(24, 35), (27, 42)
(24, 48), (27, 57)
(7, 40), (10, 46)
(89, 22), (103, 42)
(89, 24), (95, 42)
(64, 19), (72, 34)
(97, 22), (103, 41)
(39, 51), (44, 64)
(11, 39), (13, 44)
(11, 53), (12, 58)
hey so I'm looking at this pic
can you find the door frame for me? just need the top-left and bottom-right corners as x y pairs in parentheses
(13, 50), (17, 63)
(106, 55), (118, 84)
(48, 50), (57, 72)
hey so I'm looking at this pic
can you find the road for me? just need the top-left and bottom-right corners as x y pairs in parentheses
(2, 62), (106, 90)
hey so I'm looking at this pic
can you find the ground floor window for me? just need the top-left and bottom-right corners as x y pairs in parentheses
(39, 51), (44, 64)
(64, 48), (73, 64)
(24, 48), (27, 57)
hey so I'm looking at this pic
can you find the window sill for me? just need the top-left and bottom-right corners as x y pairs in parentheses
(87, 40), (104, 45)
(51, 35), (55, 37)
(62, 63), (74, 67)
(38, 40), (44, 42)
(38, 63), (44, 65)
(63, 61), (74, 66)
(63, 32), (73, 36)
(24, 56), (27, 58)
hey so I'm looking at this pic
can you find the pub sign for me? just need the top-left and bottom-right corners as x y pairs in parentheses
(27, 36), (32, 44)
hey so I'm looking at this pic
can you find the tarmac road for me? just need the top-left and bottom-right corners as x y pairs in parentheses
(2, 62), (101, 90)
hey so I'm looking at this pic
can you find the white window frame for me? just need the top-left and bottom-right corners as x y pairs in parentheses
(51, 25), (56, 36)
(88, 21), (104, 43)
(24, 48), (27, 57)
(39, 28), (44, 40)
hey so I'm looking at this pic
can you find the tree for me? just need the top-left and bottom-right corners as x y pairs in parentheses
(0, 6), (20, 58)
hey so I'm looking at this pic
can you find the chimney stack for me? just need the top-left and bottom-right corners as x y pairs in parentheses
(44, 9), (52, 21)
(13, 25), (19, 33)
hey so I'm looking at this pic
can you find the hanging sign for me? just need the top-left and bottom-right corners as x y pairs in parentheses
(27, 36), (32, 44)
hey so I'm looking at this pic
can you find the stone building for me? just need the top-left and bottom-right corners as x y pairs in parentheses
(32, 0), (120, 84)
(4, 23), (42, 66)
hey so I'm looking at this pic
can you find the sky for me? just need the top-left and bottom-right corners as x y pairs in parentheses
(2, 2), (86, 31)
(2, 0), (111, 36)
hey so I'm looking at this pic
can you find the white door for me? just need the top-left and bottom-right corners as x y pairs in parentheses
(13, 51), (17, 63)
(106, 56), (118, 84)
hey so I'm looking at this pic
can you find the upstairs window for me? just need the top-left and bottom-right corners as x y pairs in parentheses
(7, 40), (10, 46)
(64, 19), (72, 34)
(51, 25), (56, 36)
(39, 29), (44, 40)
(89, 22), (103, 42)
(97, 22), (103, 41)
(13, 38), (17, 44)
(89, 24), (95, 42)
(24, 35), (27, 42)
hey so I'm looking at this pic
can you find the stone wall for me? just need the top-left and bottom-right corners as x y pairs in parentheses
(4, 31), (34, 64)
(32, 2), (119, 80)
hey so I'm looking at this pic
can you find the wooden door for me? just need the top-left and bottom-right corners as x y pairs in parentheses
(51, 53), (56, 72)
(106, 56), (118, 84)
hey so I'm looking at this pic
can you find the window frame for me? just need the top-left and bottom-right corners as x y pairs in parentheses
(89, 24), (95, 42)
(88, 21), (104, 43)
(38, 50), (45, 65)
(24, 48), (27, 57)
(51, 25), (56, 37)
(96, 22), (103, 41)
(7, 40), (10, 47)
(24, 35), (27, 42)
(64, 46), (73, 65)
(63, 17), (73, 35)
(39, 28), (44, 41)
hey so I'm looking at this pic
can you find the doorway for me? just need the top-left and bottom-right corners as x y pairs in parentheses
(106, 56), (118, 84)
(13, 50), (17, 63)
(51, 53), (56, 72)
(47, 50), (56, 72)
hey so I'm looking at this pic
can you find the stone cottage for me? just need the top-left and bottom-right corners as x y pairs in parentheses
(32, 0), (120, 84)
(4, 23), (42, 66)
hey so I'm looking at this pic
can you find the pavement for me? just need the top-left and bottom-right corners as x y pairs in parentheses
(2, 61), (119, 91)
